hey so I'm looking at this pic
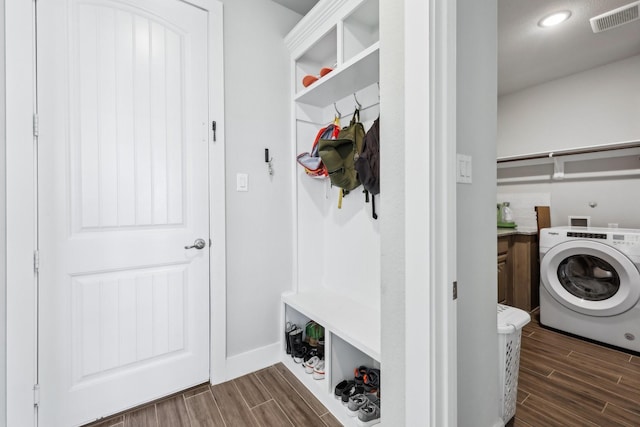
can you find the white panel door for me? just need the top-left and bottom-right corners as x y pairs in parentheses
(37, 0), (210, 425)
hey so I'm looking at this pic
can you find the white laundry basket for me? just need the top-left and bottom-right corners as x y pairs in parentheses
(497, 304), (531, 423)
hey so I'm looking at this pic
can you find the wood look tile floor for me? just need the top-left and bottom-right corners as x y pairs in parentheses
(83, 363), (341, 427)
(510, 310), (640, 426)
(85, 310), (640, 427)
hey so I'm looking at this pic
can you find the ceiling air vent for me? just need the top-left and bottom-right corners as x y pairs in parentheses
(590, 1), (640, 33)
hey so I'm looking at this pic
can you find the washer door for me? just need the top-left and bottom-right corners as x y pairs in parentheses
(540, 240), (640, 316)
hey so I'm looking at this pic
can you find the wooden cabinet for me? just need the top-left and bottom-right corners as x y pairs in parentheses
(497, 233), (539, 311)
(497, 237), (510, 304)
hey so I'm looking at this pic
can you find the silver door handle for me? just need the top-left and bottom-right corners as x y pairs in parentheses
(185, 238), (206, 250)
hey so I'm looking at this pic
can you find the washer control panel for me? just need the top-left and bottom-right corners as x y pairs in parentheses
(567, 232), (607, 239)
(612, 234), (640, 247)
(565, 231), (640, 248)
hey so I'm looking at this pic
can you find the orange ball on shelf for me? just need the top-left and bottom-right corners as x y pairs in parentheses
(319, 67), (333, 77)
(302, 75), (318, 87)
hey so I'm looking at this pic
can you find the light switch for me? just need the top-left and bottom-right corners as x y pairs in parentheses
(236, 173), (248, 192)
(456, 154), (472, 184)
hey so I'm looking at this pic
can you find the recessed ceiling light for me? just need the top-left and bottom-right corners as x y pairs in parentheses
(538, 10), (572, 27)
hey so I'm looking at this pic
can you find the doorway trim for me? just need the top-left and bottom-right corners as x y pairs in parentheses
(5, 0), (226, 424)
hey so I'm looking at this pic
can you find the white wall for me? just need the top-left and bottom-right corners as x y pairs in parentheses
(497, 179), (640, 229)
(498, 54), (640, 158)
(498, 55), (640, 230)
(0, 0), (6, 424)
(221, 0), (300, 358)
(379, 0), (405, 423)
(457, 0), (503, 425)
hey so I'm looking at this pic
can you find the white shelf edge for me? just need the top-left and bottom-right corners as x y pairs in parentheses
(283, 290), (381, 362)
(294, 42), (380, 108)
(280, 355), (364, 427)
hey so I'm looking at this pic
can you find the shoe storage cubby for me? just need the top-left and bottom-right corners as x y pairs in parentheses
(283, 0), (381, 423)
(330, 334), (379, 390)
(283, 299), (380, 426)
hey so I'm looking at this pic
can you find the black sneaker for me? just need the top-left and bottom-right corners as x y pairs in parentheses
(293, 342), (310, 363)
(302, 347), (319, 364)
(341, 383), (364, 406)
(334, 379), (354, 399)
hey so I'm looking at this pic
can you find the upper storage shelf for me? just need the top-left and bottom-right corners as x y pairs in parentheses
(287, 0), (379, 108)
(294, 42), (379, 107)
(497, 140), (640, 183)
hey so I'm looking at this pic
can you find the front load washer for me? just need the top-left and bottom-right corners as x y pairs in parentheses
(539, 226), (640, 352)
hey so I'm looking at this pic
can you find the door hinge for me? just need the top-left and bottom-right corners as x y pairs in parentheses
(33, 384), (40, 407)
(212, 121), (217, 142)
(453, 281), (458, 300)
(34, 250), (40, 273)
(33, 113), (39, 137)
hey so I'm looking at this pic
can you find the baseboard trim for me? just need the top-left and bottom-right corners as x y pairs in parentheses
(216, 342), (281, 384)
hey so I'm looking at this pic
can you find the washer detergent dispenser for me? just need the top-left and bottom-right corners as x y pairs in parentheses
(497, 202), (517, 228)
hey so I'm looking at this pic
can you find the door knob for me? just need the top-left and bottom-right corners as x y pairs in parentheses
(185, 238), (207, 250)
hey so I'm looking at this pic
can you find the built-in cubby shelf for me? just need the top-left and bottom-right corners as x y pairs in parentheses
(284, 0), (381, 423)
(282, 296), (380, 426)
(294, 42), (379, 107)
(283, 291), (380, 361)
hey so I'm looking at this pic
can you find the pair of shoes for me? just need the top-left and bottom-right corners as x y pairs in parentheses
(303, 355), (325, 379)
(354, 366), (380, 393)
(341, 382), (364, 406)
(301, 67), (334, 87)
(304, 356), (321, 373)
(302, 346), (319, 364)
(346, 393), (378, 417)
(293, 342), (311, 363)
(356, 396), (381, 426)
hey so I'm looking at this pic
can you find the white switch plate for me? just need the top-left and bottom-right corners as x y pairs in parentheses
(236, 173), (248, 191)
(456, 154), (472, 184)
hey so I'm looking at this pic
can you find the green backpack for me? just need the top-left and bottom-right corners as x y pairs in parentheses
(318, 109), (365, 192)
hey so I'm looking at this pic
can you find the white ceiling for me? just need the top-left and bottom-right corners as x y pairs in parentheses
(499, 0), (640, 95)
(270, 0), (319, 15)
(270, 0), (640, 96)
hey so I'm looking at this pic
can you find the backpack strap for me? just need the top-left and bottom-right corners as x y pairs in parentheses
(351, 108), (360, 126)
(372, 194), (378, 220)
(362, 189), (378, 220)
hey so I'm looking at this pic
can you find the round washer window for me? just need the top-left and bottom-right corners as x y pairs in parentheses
(557, 255), (620, 301)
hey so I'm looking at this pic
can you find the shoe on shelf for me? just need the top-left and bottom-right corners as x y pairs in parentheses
(354, 365), (368, 386)
(346, 393), (377, 417)
(341, 383), (365, 406)
(302, 347), (319, 365)
(304, 356), (321, 374)
(312, 360), (325, 380)
(288, 327), (303, 358)
(357, 396), (381, 426)
(334, 380), (354, 400)
(363, 368), (380, 393)
(284, 322), (296, 355)
(292, 342), (310, 364)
